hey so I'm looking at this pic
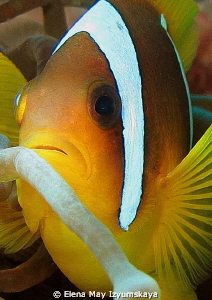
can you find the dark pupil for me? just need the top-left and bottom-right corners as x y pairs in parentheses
(95, 95), (114, 116)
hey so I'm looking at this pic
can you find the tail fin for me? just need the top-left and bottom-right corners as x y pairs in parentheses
(154, 123), (212, 293)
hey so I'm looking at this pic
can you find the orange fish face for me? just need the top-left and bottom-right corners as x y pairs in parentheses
(16, 32), (124, 230)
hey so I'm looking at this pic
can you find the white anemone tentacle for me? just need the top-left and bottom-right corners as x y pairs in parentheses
(0, 134), (13, 201)
(0, 147), (160, 298)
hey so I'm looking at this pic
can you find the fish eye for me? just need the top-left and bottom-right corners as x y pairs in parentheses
(14, 86), (27, 125)
(95, 95), (115, 116)
(88, 83), (121, 129)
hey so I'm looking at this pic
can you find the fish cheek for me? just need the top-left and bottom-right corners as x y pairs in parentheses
(73, 138), (124, 230)
(67, 105), (124, 228)
(76, 81), (124, 223)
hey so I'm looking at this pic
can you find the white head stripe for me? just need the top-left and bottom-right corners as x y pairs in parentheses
(53, 0), (145, 231)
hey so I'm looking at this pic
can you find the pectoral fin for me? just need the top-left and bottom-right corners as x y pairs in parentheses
(0, 201), (40, 254)
(154, 123), (212, 293)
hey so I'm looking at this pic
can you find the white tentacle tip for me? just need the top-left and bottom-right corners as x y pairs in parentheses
(114, 269), (161, 300)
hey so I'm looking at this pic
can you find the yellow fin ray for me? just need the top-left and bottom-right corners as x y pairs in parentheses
(167, 224), (206, 278)
(174, 180), (212, 195)
(0, 53), (26, 146)
(0, 201), (40, 254)
(154, 124), (212, 293)
(174, 158), (212, 185)
(178, 209), (212, 227)
(169, 140), (212, 184)
(179, 195), (212, 201)
(155, 225), (193, 290)
(175, 216), (212, 255)
(147, 0), (199, 71)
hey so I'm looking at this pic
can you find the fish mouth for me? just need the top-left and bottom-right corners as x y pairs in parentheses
(20, 132), (91, 179)
(33, 145), (68, 156)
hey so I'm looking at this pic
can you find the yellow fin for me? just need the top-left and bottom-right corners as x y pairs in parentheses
(0, 201), (40, 254)
(154, 123), (212, 293)
(147, 0), (199, 71)
(0, 53), (26, 146)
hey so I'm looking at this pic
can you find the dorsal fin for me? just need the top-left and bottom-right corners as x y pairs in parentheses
(147, 0), (199, 71)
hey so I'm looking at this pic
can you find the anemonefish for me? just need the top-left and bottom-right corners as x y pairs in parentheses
(2, 0), (212, 299)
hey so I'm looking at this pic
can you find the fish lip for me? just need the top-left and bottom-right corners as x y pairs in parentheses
(20, 131), (91, 179)
(33, 145), (68, 156)
(20, 132), (81, 156)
